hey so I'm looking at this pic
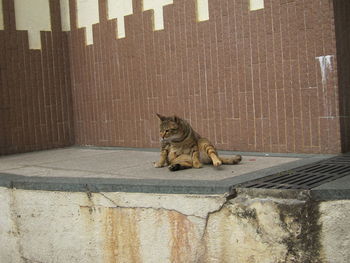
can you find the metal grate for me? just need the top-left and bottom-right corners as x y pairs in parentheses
(238, 155), (350, 190)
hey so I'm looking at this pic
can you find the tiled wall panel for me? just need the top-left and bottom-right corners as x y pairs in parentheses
(0, 0), (74, 155)
(1, 0), (348, 154)
(68, 0), (342, 153)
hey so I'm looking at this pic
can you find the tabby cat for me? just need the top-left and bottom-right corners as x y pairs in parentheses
(154, 114), (242, 171)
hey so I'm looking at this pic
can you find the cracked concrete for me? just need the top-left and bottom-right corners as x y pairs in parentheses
(319, 201), (350, 263)
(0, 148), (348, 262)
(1, 187), (350, 262)
(0, 188), (22, 262)
(0, 188), (225, 263)
(202, 194), (323, 263)
(92, 191), (226, 219)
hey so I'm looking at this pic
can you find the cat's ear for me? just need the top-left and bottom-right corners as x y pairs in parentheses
(172, 116), (180, 123)
(156, 113), (166, 121)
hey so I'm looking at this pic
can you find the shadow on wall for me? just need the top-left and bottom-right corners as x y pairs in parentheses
(333, 0), (350, 153)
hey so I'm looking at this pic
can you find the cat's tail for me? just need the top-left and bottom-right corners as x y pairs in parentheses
(220, 155), (242, 165)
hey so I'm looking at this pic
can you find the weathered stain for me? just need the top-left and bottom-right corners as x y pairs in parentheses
(2, 188), (347, 263)
(103, 208), (142, 263)
(154, 208), (166, 228)
(80, 205), (142, 263)
(278, 200), (323, 263)
(216, 206), (235, 262)
(233, 206), (257, 221)
(201, 195), (325, 263)
(168, 210), (197, 263)
(201, 203), (243, 263)
(80, 205), (97, 229)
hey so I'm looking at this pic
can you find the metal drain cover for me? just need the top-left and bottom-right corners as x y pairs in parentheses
(237, 155), (350, 190)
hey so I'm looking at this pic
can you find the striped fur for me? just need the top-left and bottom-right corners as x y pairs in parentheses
(154, 114), (242, 171)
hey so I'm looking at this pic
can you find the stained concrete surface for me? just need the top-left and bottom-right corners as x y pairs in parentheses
(1, 187), (349, 263)
(0, 147), (302, 180)
(0, 147), (349, 263)
(0, 147), (331, 194)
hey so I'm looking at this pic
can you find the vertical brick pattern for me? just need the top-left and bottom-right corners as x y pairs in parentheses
(333, 0), (350, 153)
(1, 0), (345, 155)
(0, 0), (74, 155)
(68, 0), (341, 153)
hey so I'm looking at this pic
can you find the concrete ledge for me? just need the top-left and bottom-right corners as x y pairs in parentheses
(311, 174), (350, 201)
(0, 147), (339, 197)
(1, 148), (349, 263)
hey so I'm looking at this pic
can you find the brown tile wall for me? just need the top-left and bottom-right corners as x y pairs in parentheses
(0, 0), (74, 155)
(333, 0), (350, 153)
(68, 0), (342, 153)
(1, 0), (346, 155)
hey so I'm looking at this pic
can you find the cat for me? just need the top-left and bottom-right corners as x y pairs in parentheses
(154, 114), (242, 171)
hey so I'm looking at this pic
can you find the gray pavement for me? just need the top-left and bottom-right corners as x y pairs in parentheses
(0, 147), (302, 180)
(0, 147), (335, 195)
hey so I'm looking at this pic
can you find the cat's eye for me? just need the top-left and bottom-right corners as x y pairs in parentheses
(163, 128), (177, 133)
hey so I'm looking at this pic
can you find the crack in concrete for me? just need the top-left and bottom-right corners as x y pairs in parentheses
(21, 256), (45, 263)
(93, 191), (231, 263)
(2, 186), (330, 262)
(201, 193), (236, 241)
(87, 191), (211, 220)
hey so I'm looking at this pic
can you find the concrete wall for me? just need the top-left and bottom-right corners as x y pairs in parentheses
(1, 187), (349, 263)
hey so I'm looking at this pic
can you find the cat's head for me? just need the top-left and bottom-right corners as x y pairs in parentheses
(156, 113), (184, 142)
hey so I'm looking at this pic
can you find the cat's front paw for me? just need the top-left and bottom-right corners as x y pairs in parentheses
(154, 162), (165, 168)
(212, 159), (222, 167)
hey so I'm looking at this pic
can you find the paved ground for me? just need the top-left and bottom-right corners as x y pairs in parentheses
(0, 147), (302, 181)
(0, 147), (333, 194)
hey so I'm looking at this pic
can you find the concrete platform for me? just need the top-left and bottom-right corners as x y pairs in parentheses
(1, 148), (349, 263)
(0, 147), (332, 194)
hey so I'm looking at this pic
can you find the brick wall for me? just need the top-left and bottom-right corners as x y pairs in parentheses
(0, 0), (74, 155)
(1, 0), (347, 155)
(68, 0), (341, 153)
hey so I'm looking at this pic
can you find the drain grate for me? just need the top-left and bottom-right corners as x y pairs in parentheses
(237, 155), (350, 190)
